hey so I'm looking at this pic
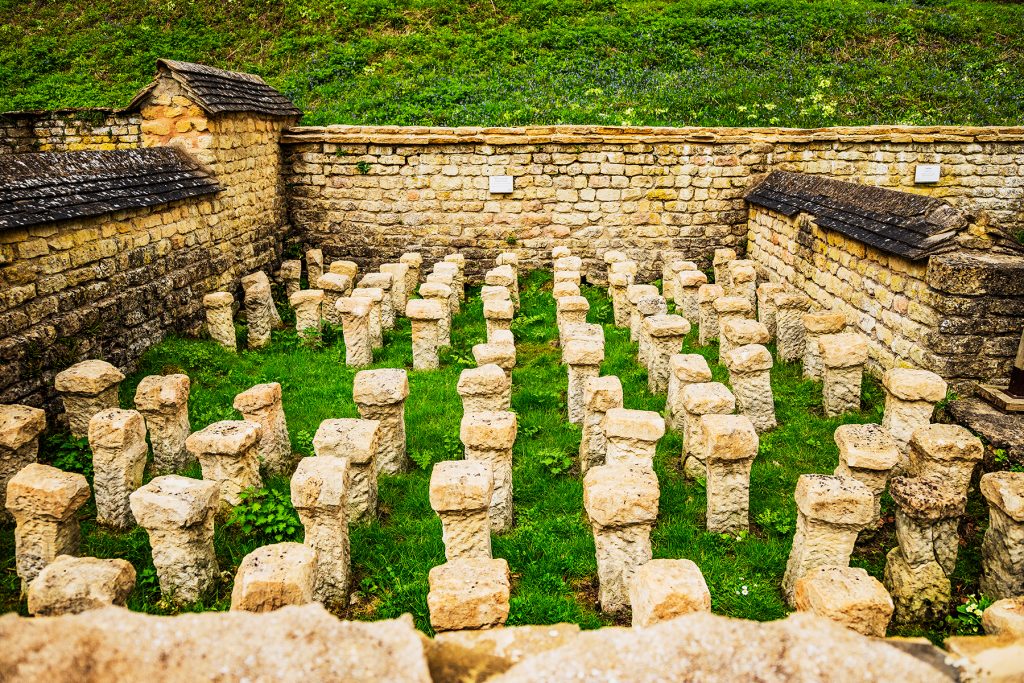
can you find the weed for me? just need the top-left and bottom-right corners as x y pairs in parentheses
(225, 487), (302, 544)
(43, 433), (93, 479)
(537, 447), (574, 476)
(356, 161), (371, 175)
(947, 594), (994, 635)
(755, 508), (794, 536)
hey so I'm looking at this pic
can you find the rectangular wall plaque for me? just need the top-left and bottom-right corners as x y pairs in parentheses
(489, 175), (514, 193)
(915, 164), (941, 184)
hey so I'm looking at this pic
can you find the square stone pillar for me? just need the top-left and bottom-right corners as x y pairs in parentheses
(461, 411), (517, 533)
(497, 252), (519, 280)
(291, 455), (350, 609)
(554, 255), (582, 277)
(552, 245), (572, 261)
(243, 270), (284, 328)
(773, 292), (813, 363)
(242, 277), (274, 349)
(833, 423), (899, 525)
(428, 558), (510, 632)
(554, 270), (582, 291)
(783, 474), (874, 605)
(458, 364), (512, 413)
(679, 382), (736, 479)
(629, 558), (711, 627)
(702, 414), (759, 533)
(584, 463), (660, 615)
(443, 253), (467, 302)
(907, 423), (983, 496)
(712, 247), (736, 287)
(54, 360), (125, 439)
(186, 420), (262, 508)
(380, 262), (410, 313)
(290, 289), (324, 340)
(230, 542), (317, 613)
(431, 264), (462, 313)
(203, 292), (237, 351)
(556, 296), (590, 347)
(233, 382), (293, 477)
(636, 296), (668, 370)
(430, 460), (494, 561)
(473, 341), (517, 378)
(483, 298), (515, 344)
(400, 252), (423, 293)
(723, 344), (776, 433)
(280, 259), (302, 299)
(408, 299), (446, 370)
(6, 463), (90, 592)
(980, 472), (1024, 600)
(603, 408), (665, 468)
(129, 474), (219, 604)
(661, 256), (697, 304)
(564, 339), (605, 425)
(485, 265), (518, 311)
(335, 297), (373, 367)
(802, 311), (847, 381)
(756, 282), (786, 341)
(793, 566), (894, 637)
(351, 287), (384, 349)
(719, 318), (768, 364)
(0, 404), (46, 514)
(666, 354), (713, 433)
(608, 270), (634, 328)
(353, 369), (410, 475)
(27, 554), (135, 616)
(697, 284), (725, 346)
(419, 282), (453, 347)
(318, 273), (352, 325)
(725, 260), (757, 312)
(580, 376), (623, 474)
(675, 270), (708, 325)
(627, 285), (660, 342)
(645, 315), (690, 395)
(88, 408), (148, 530)
(134, 374), (191, 474)
(553, 281), (581, 299)
(713, 296), (753, 354)
(306, 248), (324, 288)
(881, 368), (949, 463)
(820, 333), (869, 417)
(313, 418), (380, 524)
(329, 259), (359, 285)
(358, 273), (395, 329)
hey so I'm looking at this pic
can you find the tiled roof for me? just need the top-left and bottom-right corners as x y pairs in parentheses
(745, 171), (968, 260)
(0, 147), (220, 230)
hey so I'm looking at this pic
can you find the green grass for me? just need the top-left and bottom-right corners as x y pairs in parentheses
(1, 0), (1022, 127)
(0, 270), (987, 641)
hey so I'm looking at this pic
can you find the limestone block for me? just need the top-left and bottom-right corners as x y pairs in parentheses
(719, 318), (768, 364)
(134, 374), (191, 474)
(713, 247), (736, 287)
(884, 548), (950, 627)
(408, 299), (445, 370)
(552, 246), (572, 260)
(329, 259), (358, 282)
(907, 423), (983, 496)
(481, 285), (511, 304)
(242, 271), (283, 330)
(88, 409), (147, 530)
(6, 463), (91, 591)
(980, 472), (1024, 600)
(336, 297), (373, 366)
(306, 248), (324, 289)
(675, 270), (707, 323)
(483, 298), (515, 343)
(461, 411), (517, 533)
(697, 284), (725, 346)
(129, 474), (219, 604)
(556, 296), (589, 346)
(726, 261), (757, 312)
(358, 273), (395, 329)
(291, 455), (351, 609)
(380, 262), (411, 313)
(399, 252), (423, 294)
(627, 285), (659, 342)
(665, 354), (713, 433)
(458, 364), (512, 413)
(230, 542), (317, 613)
(802, 311), (847, 381)
(580, 376), (623, 474)
(428, 558), (511, 632)
(635, 296), (668, 370)
(783, 474), (874, 605)
(290, 289), (324, 339)
(603, 249), (626, 264)
(820, 333), (868, 417)
(724, 344), (776, 433)
(773, 292), (813, 363)
(793, 566), (893, 637)
(608, 271), (634, 328)
(242, 279), (274, 349)
(317, 273), (352, 324)
(485, 265), (517, 309)
(313, 418), (379, 525)
(603, 408), (665, 468)
(428, 267), (460, 314)
(54, 360), (125, 439)
(443, 254), (467, 302)
(419, 282), (453, 347)
(351, 287), (384, 349)
(233, 382), (293, 477)
(554, 255), (582, 274)
(702, 414), (759, 533)
(881, 368), (948, 461)
(473, 342), (516, 377)
(564, 339), (604, 425)
(430, 460), (493, 561)
(630, 559), (711, 627)
(645, 315), (690, 395)
(983, 597), (1024, 638)
(353, 369), (410, 475)
(552, 281), (580, 299)
(185, 420), (262, 507)
(680, 382), (735, 479)
(279, 259), (302, 299)
(889, 474), (965, 575)
(27, 555), (135, 616)
(0, 404), (46, 514)
(833, 423), (899, 524)
(756, 282), (786, 340)
(203, 292), (237, 351)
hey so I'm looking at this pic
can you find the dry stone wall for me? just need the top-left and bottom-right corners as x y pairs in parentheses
(0, 111), (142, 155)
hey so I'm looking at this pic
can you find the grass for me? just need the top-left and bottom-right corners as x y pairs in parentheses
(0, 269), (988, 641)
(1, 0), (1022, 127)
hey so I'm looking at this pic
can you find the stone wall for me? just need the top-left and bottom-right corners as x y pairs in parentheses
(282, 125), (1024, 283)
(0, 110), (141, 155)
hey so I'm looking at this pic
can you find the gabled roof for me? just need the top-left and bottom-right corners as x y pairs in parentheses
(0, 147), (220, 230)
(129, 59), (302, 119)
(745, 171), (969, 261)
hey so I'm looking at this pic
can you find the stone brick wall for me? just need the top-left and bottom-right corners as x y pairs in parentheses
(282, 125), (1024, 283)
(0, 110), (141, 155)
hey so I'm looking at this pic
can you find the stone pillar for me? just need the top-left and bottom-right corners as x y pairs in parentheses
(358, 273), (395, 329)
(564, 339), (604, 425)
(725, 260), (757, 312)
(129, 474), (219, 604)
(399, 252), (423, 293)
(680, 382), (736, 479)
(88, 408), (147, 530)
(431, 264), (461, 313)
(428, 558), (510, 632)
(783, 474), (874, 605)
(407, 299), (445, 370)
(280, 259), (302, 299)
(556, 296), (590, 347)
(481, 284), (511, 306)
(6, 463), (90, 592)
(27, 554), (136, 616)
(675, 271), (707, 324)
(793, 566), (894, 638)
(313, 418), (379, 524)
(608, 271), (634, 327)
(335, 297), (374, 367)
(636, 295), (668, 370)
(351, 287), (384, 349)
(203, 292), (237, 351)
(645, 315), (690, 395)
(290, 289), (324, 339)
(552, 245), (572, 261)
(242, 270), (283, 329)
(291, 455), (351, 609)
(230, 542), (317, 613)
(696, 284), (725, 346)
(380, 262), (410, 313)
(603, 408), (664, 468)
(185, 420), (262, 508)
(629, 558), (711, 627)
(666, 354), (713, 433)
(723, 344), (776, 433)
(833, 423), (899, 526)
(461, 410), (517, 533)
(719, 318), (768, 364)
(430, 460), (494, 561)
(483, 298), (515, 343)
(420, 282), (453, 347)
(443, 253), (467, 302)
(473, 340), (517, 378)
(881, 368), (948, 462)
(54, 360), (125, 439)
(233, 383), (293, 477)
(306, 248), (324, 288)
(318, 273), (352, 325)
(661, 256), (696, 304)
(485, 265), (518, 311)
(820, 333), (869, 417)
(329, 260), (358, 288)
(713, 296), (753, 354)
(554, 255), (582, 281)
(712, 247), (736, 287)
(242, 278), (274, 349)
(802, 311), (847, 380)
(553, 281), (581, 299)
(980, 471), (1024, 600)
(457, 364), (512, 413)
(0, 404), (45, 514)
(627, 285), (659, 342)
(554, 270), (582, 291)
(703, 413), (759, 534)
(757, 282), (786, 340)
(583, 462), (659, 615)
(134, 374), (191, 474)
(353, 369), (410, 475)
(579, 376), (623, 474)
(773, 292), (813, 362)
(908, 423), (983, 499)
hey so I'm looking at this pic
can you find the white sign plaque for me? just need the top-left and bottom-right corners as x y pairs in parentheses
(915, 164), (941, 184)
(489, 175), (514, 194)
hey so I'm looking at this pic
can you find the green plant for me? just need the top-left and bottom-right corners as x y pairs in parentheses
(225, 487), (301, 544)
(356, 160), (371, 175)
(45, 433), (93, 478)
(755, 508), (794, 535)
(537, 447), (573, 476)
(294, 429), (315, 456)
(409, 449), (434, 471)
(947, 594), (994, 635)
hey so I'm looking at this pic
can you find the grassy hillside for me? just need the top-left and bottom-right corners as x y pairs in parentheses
(1, 0), (1022, 127)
